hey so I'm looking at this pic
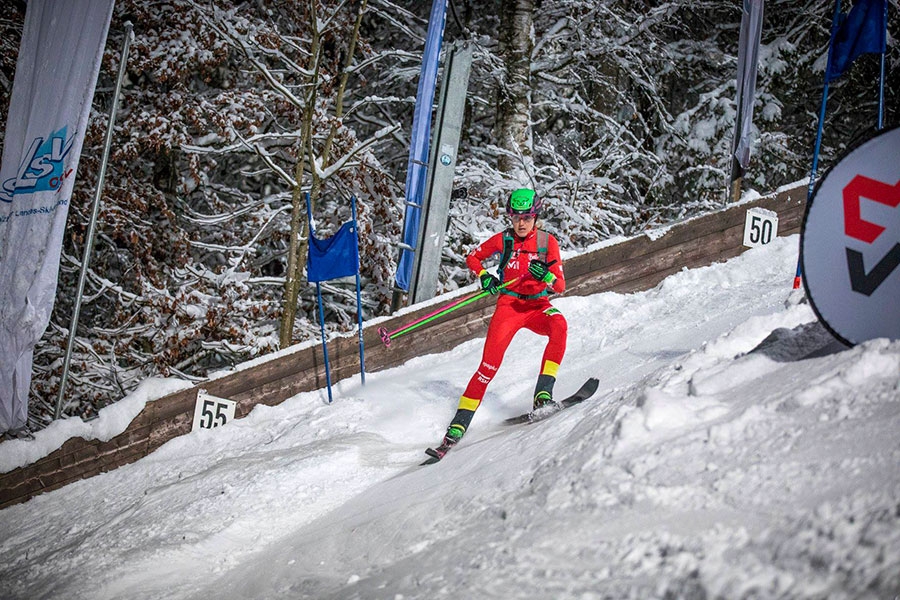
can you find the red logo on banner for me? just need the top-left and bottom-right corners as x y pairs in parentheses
(843, 175), (900, 296)
(843, 176), (900, 242)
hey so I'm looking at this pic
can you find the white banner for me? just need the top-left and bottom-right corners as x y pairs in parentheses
(0, 0), (116, 434)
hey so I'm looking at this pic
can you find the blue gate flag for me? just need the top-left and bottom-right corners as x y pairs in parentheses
(395, 0), (448, 292)
(306, 194), (366, 404)
(307, 221), (359, 283)
(826, 0), (887, 82)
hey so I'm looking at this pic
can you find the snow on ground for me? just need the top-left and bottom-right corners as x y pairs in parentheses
(1, 235), (898, 600)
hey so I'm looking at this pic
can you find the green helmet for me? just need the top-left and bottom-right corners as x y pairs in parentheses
(506, 188), (542, 217)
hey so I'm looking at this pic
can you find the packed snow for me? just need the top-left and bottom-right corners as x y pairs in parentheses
(1, 234), (898, 600)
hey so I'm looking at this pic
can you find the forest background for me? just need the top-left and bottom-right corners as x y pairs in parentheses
(0, 0), (896, 429)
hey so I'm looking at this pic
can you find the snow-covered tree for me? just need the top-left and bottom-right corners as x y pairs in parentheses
(3, 0), (412, 421)
(495, 0), (536, 181)
(0, 0), (896, 426)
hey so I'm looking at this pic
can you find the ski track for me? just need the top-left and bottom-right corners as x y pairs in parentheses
(1, 236), (899, 600)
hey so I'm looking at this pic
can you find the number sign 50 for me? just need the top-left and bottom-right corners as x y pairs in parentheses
(191, 390), (237, 432)
(743, 207), (779, 248)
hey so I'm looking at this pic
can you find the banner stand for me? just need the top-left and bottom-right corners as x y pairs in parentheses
(55, 23), (134, 420)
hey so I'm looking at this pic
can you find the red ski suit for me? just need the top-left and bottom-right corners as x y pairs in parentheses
(456, 228), (567, 420)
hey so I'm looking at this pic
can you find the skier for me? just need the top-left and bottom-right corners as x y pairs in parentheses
(436, 188), (567, 453)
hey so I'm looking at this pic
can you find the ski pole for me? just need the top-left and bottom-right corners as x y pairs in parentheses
(378, 259), (556, 347)
(379, 277), (521, 347)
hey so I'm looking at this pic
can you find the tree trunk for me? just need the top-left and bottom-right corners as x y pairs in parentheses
(278, 0), (322, 350)
(495, 0), (534, 182)
(279, 0), (369, 349)
(278, 143), (311, 349)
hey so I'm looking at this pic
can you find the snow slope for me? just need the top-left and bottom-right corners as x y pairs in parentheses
(1, 235), (898, 600)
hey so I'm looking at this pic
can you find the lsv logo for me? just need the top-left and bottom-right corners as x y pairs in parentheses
(843, 175), (900, 296)
(0, 127), (75, 203)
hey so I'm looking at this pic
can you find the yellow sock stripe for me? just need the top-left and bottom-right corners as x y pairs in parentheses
(541, 360), (560, 377)
(457, 395), (481, 412)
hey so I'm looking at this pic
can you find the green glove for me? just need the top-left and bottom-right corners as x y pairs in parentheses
(528, 259), (556, 285)
(479, 271), (500, 295)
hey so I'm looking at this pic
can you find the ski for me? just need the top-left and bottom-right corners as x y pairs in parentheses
(502, 377), (600, 425)
(421, 377), (600, 465)
(422, 443), (453, 465)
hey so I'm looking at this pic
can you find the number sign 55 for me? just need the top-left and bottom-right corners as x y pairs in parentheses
(191, 390), (237, 432)
(743, 207), (779, 248)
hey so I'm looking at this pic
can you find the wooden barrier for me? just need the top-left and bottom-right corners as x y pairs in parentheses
(0, 186), (806, 509)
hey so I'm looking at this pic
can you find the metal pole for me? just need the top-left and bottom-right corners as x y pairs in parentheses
(55, 22), (133, 420)
(306, 192), (333, 403)
(316, 281), (334, 403)
(793, 1), (841, 290)
(877, 0), (888, 130)
(877, 52), (885, 129)
(352, 196), (365, 385)
(805, 0), (843, 200)
(805, 83), (831, 201)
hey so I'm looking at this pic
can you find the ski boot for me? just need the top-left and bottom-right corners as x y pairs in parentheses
(532, 391), (560, 419)
(533, 390), (556, 410)
(424, 424), (465, 463)
(444, 424), (465, 446)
